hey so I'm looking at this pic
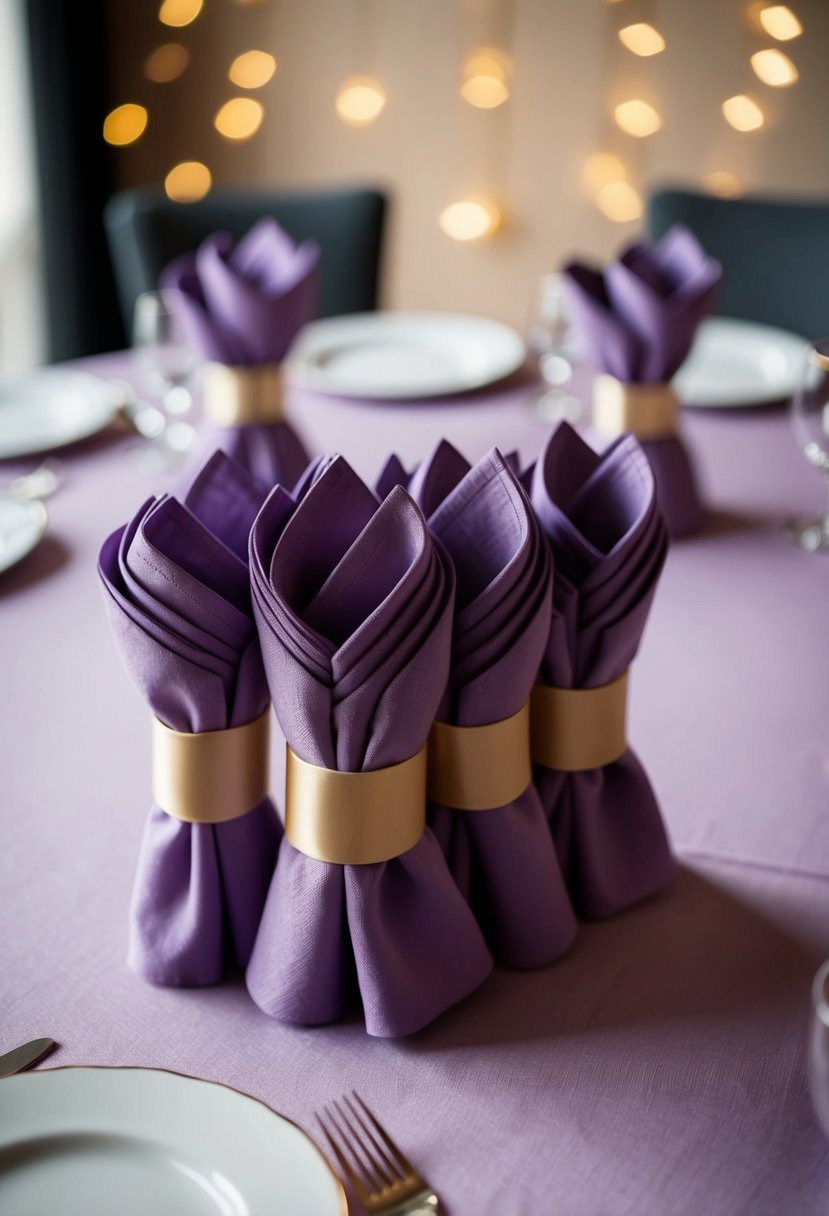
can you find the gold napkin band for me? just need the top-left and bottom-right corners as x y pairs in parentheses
(530, 672), (629, 771)
(427, 700), (531, 811)
(592, 374), (678, 440)
(202, 362), (284, 426)
(152, 710), (270, 823)
(284, 745), (427, 864)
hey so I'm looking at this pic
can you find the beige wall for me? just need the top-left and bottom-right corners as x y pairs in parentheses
(111, 0), (829, 330)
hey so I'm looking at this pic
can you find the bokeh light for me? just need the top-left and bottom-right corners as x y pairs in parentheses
(335, 76), (386, 125)
(439, 199), (501, 241)
(596, 182), (643, 223)
(703, 171), (742, 197)
(722, 94), (765, 131)
(229, 50), (277, 89)
(460, 50), (511, 108)
(758, 5), (802, 40)
(618, 23), (666, 56)
(158, 0), (203, 28)
(614, 99), (662, 137)
(583, 152), (628, 193)
(103, 103), (148, 146)
(143, 43), (190, 83)
(214, 97), (265, 140)
(750, 48), (799, 86)
(165, 161), (212, 202)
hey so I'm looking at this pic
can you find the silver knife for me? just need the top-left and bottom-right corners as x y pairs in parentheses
(0, 1038), (56, 1079)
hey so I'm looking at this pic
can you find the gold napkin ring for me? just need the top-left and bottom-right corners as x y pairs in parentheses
(592, 374), (678, 440)
(531, 672), (628, 771)
(427, 700), (531, 811)
(152, 710), (270, 823)
(284, 745), (427, 865)
(202, 362), (283, 426)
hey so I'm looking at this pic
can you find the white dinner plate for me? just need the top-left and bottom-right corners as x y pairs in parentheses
(0, 494), (47, 575)
(673, 316), (808, 408)
(0, 1067), (346, 1216)
(286, 311), (526, 399)
(0, 369), (117, 459)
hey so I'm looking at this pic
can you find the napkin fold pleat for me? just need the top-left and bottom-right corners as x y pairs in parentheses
(531, 423), (674, 918)
(98, 452), (281, 987)
(246, 456), (492, 1037)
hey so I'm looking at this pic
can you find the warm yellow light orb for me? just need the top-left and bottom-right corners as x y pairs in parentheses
(158, 0), (203, 28)
(758, 5), (802, 40)
(596, 182), (643, 223)
(583, 152), (627, 193)
(703, 171), (742, 198)
(439, 199), (501, 242)
(214, 97), (265, 140)
(618, 23), (666, 56)
(165, 161), (212, 203)
(614, 99), (662, 137)
(460, 51), (510, 108)
(229, 50), (277, 89)
(750, 48), (799, 86)
(144, 43), (190, 83)
(722, 94), (765, 131)
(103, 103), (148, 146)
(335, 76), (386, 125)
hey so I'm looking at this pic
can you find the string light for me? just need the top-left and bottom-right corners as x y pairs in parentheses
(460, 50), (511, 109)
(215, 97), (265, 140)
(165, 161), (212, 202)
(618, 23), (666, 56)
(703, 171), (742, 197)
(596, 182), (643, 223)
(750, 48), (798, 86)
(143, 43), (190, 83)
(229, 50), (277, 89)
(614, 99), (662, 137)
(583, 152), (628, 193)
(335, 77), (386, 125)
(757, 5), (802, 40)
(103, 104), (148, 146)
(722, 94), (765, 131)
(439, 199), (501, 241)
(158, 0), (203, 28)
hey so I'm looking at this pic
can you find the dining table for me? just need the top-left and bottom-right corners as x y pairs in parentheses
(2, 347), (829, 1216)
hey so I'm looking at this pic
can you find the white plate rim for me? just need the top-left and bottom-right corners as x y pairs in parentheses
(0, 1064), (347, 1215)
(673, 315), (809, 409)
(0, 495), (47, 576)
(286, 310), (527, 399)
(0, 370), (117, 460)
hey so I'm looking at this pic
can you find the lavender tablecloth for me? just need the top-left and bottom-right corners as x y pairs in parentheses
(2, 353), (829, 1214)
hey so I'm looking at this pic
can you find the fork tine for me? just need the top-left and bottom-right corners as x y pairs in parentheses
(316, 1108), (372, 1204)
(350, 1091), (418, 1178)
(331, 1097), (397, 1191)
(343, 1093), (403, 1182)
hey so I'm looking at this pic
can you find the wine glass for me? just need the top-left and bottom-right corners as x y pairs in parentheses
(808, 959), (829, 1136)
(131, 290), (196, 465)
(526, 273), (582, 426)
(787, 339), (829, 551)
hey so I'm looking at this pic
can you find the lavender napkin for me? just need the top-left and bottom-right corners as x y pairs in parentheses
(163, 218), (320, 490)
(246, 456), (492, 1037)
(563, 224), (721, 537)
(98, 451), (280, 985)
(379, 441), (577, 968)
(529, 423), (675, 918)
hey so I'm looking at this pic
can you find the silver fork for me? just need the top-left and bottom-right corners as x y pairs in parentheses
(316, 1092), (440, 1215)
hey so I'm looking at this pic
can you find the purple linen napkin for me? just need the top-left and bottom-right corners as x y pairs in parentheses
(382, 441), (577, 968)
(163, 218), (320, 490)
(529, 423), (675, 918)
(563, 224), (721, 537)
(246, 456), (493, 1037)
(97, 451), (281, 986)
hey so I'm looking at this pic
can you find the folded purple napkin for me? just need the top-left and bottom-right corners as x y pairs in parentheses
(563, 224), (721, 537)
(163, 218), (320, 490)
(98, 451), (281, 985)
(246, 456), (493, 1037)
(378, 441), (577, 968)
(528, 423), (675, 918)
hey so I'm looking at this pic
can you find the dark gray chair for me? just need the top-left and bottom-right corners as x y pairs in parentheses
(646, 189), (829, 339)
(104, 185), (387, 328)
